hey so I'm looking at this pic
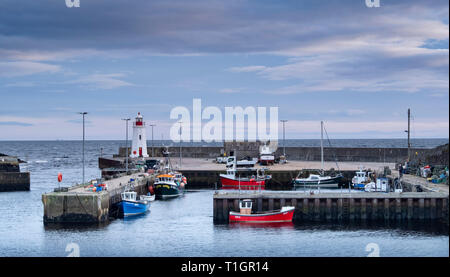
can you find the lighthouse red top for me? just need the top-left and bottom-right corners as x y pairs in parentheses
(135, 112), (144, 126)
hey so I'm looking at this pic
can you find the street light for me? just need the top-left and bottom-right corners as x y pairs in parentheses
(122, 118), (131, 174)
(179, 121), (182, 169)
(78, 112), (88, 184)
(280, 120), (288, 157)
(149, 123), (156, 157)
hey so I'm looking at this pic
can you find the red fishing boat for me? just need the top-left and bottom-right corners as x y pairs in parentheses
(220, 157), (271, 190)
(229, 199), (295, 223)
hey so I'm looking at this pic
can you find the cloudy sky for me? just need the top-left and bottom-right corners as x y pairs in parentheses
(0, 0), (448, 140)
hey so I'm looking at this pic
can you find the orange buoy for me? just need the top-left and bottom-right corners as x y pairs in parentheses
(57, 172), (62, 182)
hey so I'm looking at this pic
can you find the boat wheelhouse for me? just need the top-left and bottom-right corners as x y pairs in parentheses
(351, 168), (374, 190)
(118, 190), (150, 217)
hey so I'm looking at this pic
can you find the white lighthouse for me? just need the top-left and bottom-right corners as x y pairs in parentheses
(130, 112), (149, 158)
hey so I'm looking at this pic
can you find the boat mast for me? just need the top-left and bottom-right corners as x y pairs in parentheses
(321, 121), (324, 174)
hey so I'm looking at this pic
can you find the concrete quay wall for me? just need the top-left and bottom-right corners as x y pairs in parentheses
(42, 174), (152, 224)
(0, 172), (30, 191)
(213, 192), (449, 225)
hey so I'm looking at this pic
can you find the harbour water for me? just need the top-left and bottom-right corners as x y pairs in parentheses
(0, 140), (448, 257)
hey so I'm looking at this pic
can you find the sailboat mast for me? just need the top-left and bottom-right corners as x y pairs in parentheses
(321, 121), (324, 172)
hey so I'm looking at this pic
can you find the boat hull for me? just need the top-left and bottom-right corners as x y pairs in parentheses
(118, 200), (149, 217)
(229, 207), (295, 223)
(154, 183), (183, 199)
(220, 176), (265, 190)
(294, 175), (343, 188)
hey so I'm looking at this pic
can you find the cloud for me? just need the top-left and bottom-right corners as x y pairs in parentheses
(65, 73), (134, 90)
(0, 61), (60, 77)
(219, 88), (243, 94)
(228, 66), (267, 73)
(0, 121), (33, 126)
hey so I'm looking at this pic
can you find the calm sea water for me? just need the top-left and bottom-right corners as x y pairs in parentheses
(0, 140), (448, 257)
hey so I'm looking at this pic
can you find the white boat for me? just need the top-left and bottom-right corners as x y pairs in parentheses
(294, 173), (343, 187)
(139, 193), (156, 202)
(351, 167), (374, 190)
(259, 143), (275, 165)
(364, 178), (389, 192)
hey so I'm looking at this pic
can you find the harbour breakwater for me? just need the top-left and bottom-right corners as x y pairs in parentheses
(0, 153), (30, 192)
(117, 145), (441, 163)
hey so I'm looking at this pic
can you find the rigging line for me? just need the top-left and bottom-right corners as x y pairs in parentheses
(323, 125), (341, 173)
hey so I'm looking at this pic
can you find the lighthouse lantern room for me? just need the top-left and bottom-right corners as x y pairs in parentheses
(130, 112), (149, 158)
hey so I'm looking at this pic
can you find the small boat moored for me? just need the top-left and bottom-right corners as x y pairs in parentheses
(351, 167), (375, 190)
(118, 190), (150, 217)
(220, 156), (271, 190)
(154, 173), (185, 199)
(229, 199), (295, 223)
(153, 147), (187, 199)
(139, 192), (155, 202)
(259, 143), (275, 165)
(294, 173), (343, 188)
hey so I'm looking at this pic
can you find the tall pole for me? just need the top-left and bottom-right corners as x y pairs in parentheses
(78, 112), (88, 184)
(149, 124), (155, 157)
(407, 108), (411, 162)
(320, 121), (324, 172)
(122, 118), (130, 173)
(179, 121), (182, 169)
(280, 120), (288, 156)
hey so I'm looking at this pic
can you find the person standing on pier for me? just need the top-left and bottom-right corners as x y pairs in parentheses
(399, 164), (404, 179)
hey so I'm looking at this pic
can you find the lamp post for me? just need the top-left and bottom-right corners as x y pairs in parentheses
(78, 112), (88, 184)
(149, 123), (156, 157)
(404, 108), (411, 162)
(122, 118), (130, 173)
(179, 121), (182, 169)
(280, 120), (288, 157)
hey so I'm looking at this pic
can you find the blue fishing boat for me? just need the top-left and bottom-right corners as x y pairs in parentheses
(118, 191), (150, 217)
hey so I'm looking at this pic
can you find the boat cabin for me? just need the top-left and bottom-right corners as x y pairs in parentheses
(225, 168), (268, 180)
(156, 174), (174, 182)
(121, 191), (137, 202)
(239, 199), (253, 215)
